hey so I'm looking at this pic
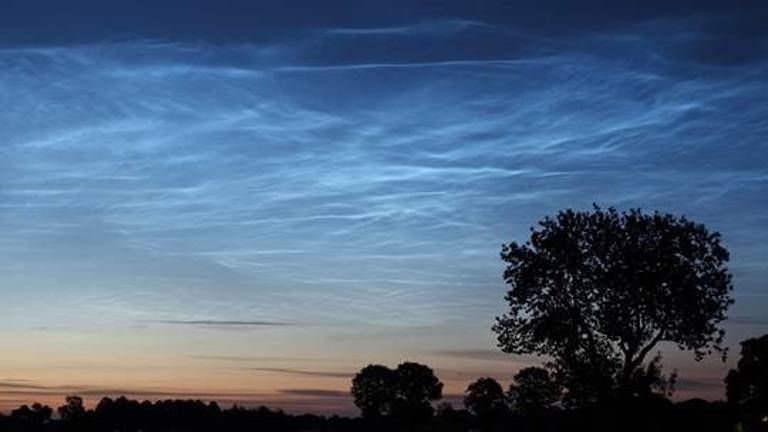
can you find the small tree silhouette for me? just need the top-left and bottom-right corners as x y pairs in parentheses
(11, 403), (52, 423)
(726, 334), (768, 426)
(508, 367), (561, 413)
(351, 364), (397, 418)
(391, 361), (443, 421)
(464, 377), (508, 418)
(58, 396), (86, 423)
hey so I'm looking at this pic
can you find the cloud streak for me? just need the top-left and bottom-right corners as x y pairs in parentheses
(190, 355), (313, 362)
(432, 350), (522, 363)
(278, 389), (350, 398)
(248, 368), (352, 379)
(151, 320), (292, 327)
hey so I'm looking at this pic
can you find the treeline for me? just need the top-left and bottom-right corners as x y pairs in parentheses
(1, 397), (361, 432)
(0, 394), (745, 432)
(343, 337), (767, 432)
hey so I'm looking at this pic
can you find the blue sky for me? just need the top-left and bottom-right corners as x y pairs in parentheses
(0, 0), (766, 414)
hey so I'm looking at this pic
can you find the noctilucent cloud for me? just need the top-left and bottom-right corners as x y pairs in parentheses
(1, 0), (767, 414)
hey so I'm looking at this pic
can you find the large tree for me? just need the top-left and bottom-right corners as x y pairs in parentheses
(493, 207), (733, 403)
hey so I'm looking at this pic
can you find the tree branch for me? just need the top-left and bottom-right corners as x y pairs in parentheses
(631, 330), (665, 370)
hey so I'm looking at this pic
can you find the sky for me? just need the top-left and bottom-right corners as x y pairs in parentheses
(0, 0), (767, 415)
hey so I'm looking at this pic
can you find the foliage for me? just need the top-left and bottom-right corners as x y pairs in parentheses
(58, 396), (85, 422)
(351, 364), (396, 418)
(351, 361), (443, 422)
(391, 361), (444, 421)
(464, 377), (508, 418)
(508, 367), (561, 412)
(726, 334), (768, 412)
(11, 403), (53, 423)
(0, 393), (744, 432)
(493, 206), (733, 403)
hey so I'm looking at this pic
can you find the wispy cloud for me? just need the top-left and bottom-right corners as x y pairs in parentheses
(278, 389), (350, 398)
(0, 11), (765, 411)
(190, 355), (313, 362)
(248, 368), (352, 379)
(728, 317), (768, 326)
(432, 349), (520, 362)
(151, 320), (293, 327)
(0, 381), (268, 399)
(0, 381), (55, 391)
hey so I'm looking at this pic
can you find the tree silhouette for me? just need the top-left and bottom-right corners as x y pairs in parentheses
(0, 392), (748, 432)
(11, 403), (52, 423)
(463, 377), (508, 418)
(726, 334), (768, 416)
(493, 207), (733, 404)
(351, 364), (396, 418)
(57, 396), (85, 422)
(351, 361), (443, 424)
(391, 361), (443, 421)
(434, 402), (474, 432)
(508, 367), (561, 413)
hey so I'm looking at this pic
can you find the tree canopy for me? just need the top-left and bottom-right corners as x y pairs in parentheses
(58, 396), (85, 423)
(464, 377), (508, 418)
(351, 364), (396, 418)
(351, 362), (443, 422)
(508, 367), (562, 412)
(493, 207), (733, 403)
(726, 334), (768, 412)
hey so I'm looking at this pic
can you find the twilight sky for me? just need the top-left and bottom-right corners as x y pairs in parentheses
(1, 0), (767, 414)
